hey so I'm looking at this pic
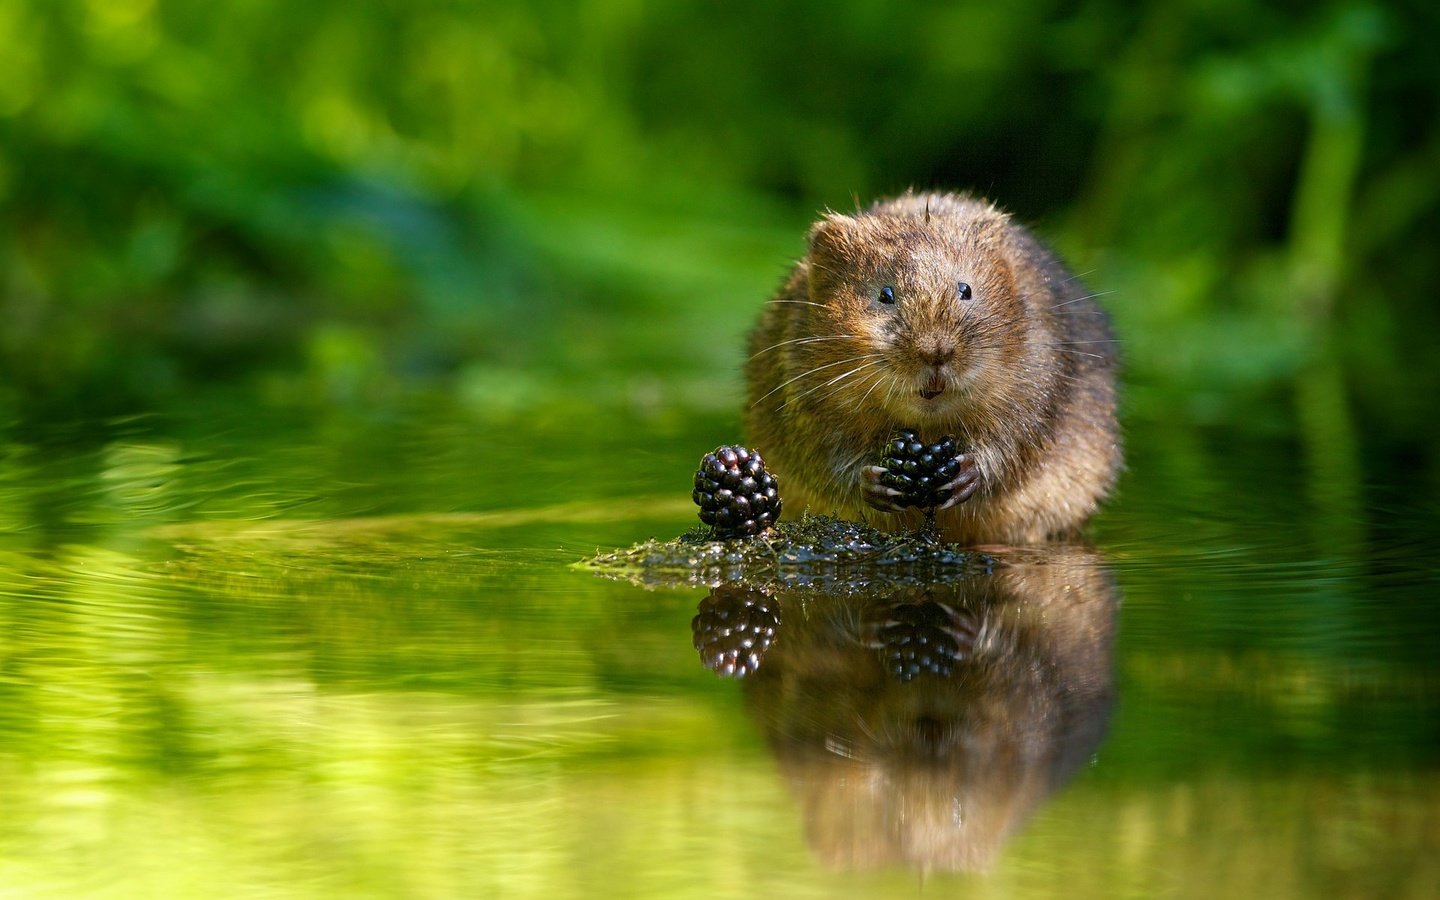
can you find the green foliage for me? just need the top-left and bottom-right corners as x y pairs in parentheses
(1, 0), (1436, 478)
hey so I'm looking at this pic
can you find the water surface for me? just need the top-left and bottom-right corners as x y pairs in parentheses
(0, 394), (1435, 898)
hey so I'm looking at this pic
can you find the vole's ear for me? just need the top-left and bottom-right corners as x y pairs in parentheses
(806, 212), (858, 262)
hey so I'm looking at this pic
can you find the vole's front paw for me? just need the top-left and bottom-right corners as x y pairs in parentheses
(861, 465), (907, 513)
(863, 451), (981, 513)
(937, 454), (981, 510)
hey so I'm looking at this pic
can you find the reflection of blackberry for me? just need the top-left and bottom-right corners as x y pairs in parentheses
(866, 597), (978, 682)
(692, 445), (782, 538)
(692, 586), (779, 678)
(878, 430), (961, 509)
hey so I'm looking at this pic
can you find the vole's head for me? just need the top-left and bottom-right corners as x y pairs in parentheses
(802, 201), (1032, 426)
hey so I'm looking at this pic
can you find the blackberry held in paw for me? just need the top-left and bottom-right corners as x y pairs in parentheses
(693, 445), (782, 538)
(867, 429), (979, 512)
(745, 191), (1121, 544)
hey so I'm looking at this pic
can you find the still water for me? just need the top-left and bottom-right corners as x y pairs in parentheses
(0, 393), (1435, 898)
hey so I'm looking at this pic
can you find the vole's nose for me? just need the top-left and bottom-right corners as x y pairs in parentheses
(921, 339), (955, 367)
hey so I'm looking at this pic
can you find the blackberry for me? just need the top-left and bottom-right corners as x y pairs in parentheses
(692, 445), (782, 538)
(878, 430), (962, 509)
(863, 595), (978, 682)
(691, 585), (779, 678)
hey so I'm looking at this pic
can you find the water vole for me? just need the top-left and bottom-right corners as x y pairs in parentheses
(744, 191), (1120, 544)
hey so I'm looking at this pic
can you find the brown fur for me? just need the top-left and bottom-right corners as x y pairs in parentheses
(745, 191), (1121, 543)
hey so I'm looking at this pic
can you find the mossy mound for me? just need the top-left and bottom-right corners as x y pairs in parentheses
(581, 515), (992, 592)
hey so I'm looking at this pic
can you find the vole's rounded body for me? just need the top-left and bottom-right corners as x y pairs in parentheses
(744, 192), (1120, 544)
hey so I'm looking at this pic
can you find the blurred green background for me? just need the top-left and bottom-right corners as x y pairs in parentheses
(2, 0), (1436, 485)
(3, 5), (1439, 895)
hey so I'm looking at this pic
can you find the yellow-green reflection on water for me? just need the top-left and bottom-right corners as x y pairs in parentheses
(0, 401), (1435, 898)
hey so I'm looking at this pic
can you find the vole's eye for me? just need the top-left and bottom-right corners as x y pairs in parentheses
(877, 286), (896, 306)
(957, 282), (973, 300)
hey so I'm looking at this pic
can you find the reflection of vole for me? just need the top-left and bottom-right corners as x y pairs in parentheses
(735, 547), (1117, 873)
(745, 192), (1120, 543)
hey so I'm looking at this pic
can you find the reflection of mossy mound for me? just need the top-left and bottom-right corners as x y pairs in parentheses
(582, 515), (992, 591)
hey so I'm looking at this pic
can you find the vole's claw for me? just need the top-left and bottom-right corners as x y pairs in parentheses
(861, 465), (907, 513)
(936, 454), (981, 510)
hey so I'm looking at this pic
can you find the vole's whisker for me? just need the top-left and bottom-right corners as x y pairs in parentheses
(748, 334), (859, 359)
(796, 359), (886, 400)
(832, 370), (883, 414)
(781, 359), (887, 409)
(852, 371), (889, 411)
(883, 374), (900, 411)
(1048, 289), (1116, 310)
(749, 354), (883, 407)
(766, 299), (828, 309)
(816, 376), (874, 412)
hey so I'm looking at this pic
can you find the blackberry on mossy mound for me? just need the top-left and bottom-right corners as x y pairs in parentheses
(878, 430), (962, 509)
(693, 445), (782, 538)
(692, 585), (779, 678)
(864, 594), (978, 682)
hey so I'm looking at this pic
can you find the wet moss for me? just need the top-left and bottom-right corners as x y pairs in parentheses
(582, 515), (992, 592)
